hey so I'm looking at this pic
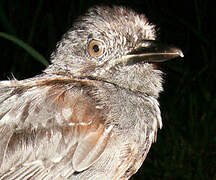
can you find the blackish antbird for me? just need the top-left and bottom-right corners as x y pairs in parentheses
(0, 6), (183, 180)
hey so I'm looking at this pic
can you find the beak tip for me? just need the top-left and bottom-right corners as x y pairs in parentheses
(174, 48), (184, 58)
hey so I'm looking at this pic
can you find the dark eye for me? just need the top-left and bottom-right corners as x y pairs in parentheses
(88, 40), (103, 56)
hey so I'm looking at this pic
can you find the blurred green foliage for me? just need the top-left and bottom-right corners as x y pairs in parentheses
(0, 0), (215, 179)
(0, 32), (48, 66)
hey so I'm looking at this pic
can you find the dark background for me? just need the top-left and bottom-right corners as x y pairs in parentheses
(0, 0), (215, 179)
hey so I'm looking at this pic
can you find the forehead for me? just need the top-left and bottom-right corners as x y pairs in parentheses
(74, 6), (156, 41)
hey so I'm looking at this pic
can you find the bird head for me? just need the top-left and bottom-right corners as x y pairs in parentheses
(45, 6), (183, 97)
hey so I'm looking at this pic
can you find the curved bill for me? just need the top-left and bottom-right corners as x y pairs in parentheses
(123, 41), (184, 65)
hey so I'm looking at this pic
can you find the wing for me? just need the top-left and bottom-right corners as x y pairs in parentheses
(0, 77), (113, 179)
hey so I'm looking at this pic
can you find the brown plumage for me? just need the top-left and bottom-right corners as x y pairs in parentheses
(0, 6), (183, 180)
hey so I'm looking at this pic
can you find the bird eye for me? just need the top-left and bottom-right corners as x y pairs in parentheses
(88, 40), (103, 56)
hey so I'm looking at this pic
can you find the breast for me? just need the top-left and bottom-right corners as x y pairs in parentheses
(90, 81), (162, 179)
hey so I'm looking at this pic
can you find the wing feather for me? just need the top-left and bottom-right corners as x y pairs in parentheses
(73, 124), (113, 172)
(0, 78), (112, 179)
(0, 126), (13, 173)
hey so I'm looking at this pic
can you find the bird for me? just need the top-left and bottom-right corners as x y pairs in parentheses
(0, 6), (183, 180)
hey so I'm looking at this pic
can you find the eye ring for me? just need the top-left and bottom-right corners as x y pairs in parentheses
(88, 40), (103, 56)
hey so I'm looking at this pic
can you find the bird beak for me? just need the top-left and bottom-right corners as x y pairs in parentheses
(124, 40), (184, 65)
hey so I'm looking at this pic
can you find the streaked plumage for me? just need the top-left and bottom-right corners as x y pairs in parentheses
(0, 6), (183, 180)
